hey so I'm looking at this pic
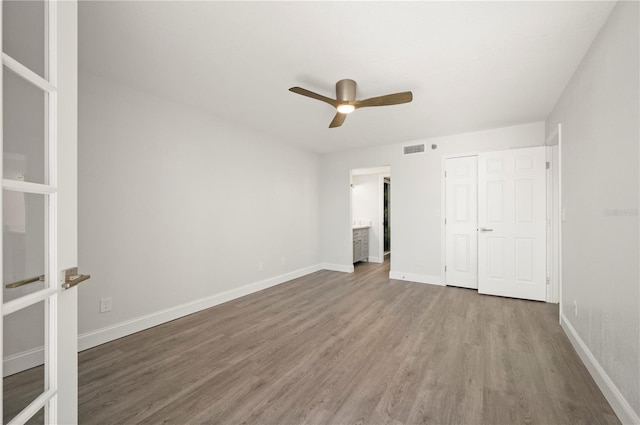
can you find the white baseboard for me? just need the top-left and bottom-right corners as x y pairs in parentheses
(561, 314), (640, 425)
(321, 263), (354, 273)
(3, 346), (44, 377)
(389, 271), (444, 286)
(368, 256), (383, 264)
(78, 264), (322, 352)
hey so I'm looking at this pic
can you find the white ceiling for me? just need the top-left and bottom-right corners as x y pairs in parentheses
(79, 1), (615, 153)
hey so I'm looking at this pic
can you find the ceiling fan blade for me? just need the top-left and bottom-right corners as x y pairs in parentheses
(329, 112), (347, 128)
(289, 87), (339, 107)
(354, 91), (413, 109)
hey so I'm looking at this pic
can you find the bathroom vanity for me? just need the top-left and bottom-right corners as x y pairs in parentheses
(352, 226), (370, 263)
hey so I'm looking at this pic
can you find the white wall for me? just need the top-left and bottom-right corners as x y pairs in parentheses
(546, 2), (639, 422)
(77, 73), (321, 344)
(352, 174), (383, 262)
(321, 121), (545, 282)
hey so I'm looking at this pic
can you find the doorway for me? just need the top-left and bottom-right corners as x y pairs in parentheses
(351, 166), (391, 264)
(383, 178), (391, 256)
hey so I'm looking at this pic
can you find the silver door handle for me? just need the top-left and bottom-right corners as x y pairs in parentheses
(479, 228), (493, 232)
(61, 267), (91, 290)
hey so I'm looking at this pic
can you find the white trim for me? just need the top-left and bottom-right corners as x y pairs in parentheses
(545, 146), (554, 303)
(545, 124), (561, 306)
(557, 124), (563, 322)
(3, 346), (44, 377)
(78, 265), (321, 351)
(0, 7), (4, 416)
(2, 179), (57, 194)
(561, 314), (639, 425)
(2, 53), (57, 93)
(377, 174), (385, 263)
(2, 288), (58, 316)
(389, 271), (444, 286)
(46, 0), (60, 420)
(544, 125), (559, 147)
(7, 388), (57, 425)
(321, 263), (354, 273)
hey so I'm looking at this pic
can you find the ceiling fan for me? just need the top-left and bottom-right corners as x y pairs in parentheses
(289, 79), (413, 128)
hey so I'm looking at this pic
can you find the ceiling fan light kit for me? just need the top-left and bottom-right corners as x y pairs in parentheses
(336, 104), (355, 114)
(289, 78), (413, 128)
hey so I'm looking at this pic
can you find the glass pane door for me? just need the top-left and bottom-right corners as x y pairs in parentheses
(2, 0), (59, 423)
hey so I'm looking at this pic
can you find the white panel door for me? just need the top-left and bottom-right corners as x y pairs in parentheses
(478, 146), (547, 301)
(445, 156), (478, 289)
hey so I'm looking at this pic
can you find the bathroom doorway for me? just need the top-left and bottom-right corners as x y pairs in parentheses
(350, 166), (391, 264)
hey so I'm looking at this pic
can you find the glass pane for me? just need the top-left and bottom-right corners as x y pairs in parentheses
(3, 67), (47, 184)
(3, 301), (46, 425)
(3, 191), (47, 302)
(2, 0), (46, 78)
(25, 407), (45, 425)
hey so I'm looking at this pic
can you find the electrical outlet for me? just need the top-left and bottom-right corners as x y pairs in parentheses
(100, 297), (113, 313)
(281, 257), (287, 266)
(258, 262), (263, 271)
(573, 300), (578, 317)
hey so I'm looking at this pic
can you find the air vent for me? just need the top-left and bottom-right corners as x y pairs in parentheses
(403, 144), (425, 155)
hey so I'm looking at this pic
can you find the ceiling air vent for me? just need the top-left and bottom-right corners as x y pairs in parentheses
(403, 144), (425, 155)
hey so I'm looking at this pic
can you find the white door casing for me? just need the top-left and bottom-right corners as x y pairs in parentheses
(1, 1), (79, 423)
(478, 146), (547, 301)
(445, 156), (478, 289)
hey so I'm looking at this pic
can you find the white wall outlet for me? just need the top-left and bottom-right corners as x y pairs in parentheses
(258, 262), (264, 271)
(573, 300), (578, 317)
(561, 208), (566, 222)
(281, 257), (287, 266)
(100, 297), (113, 313)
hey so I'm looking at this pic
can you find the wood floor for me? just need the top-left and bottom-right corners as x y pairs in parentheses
(5, 260), (619, 424)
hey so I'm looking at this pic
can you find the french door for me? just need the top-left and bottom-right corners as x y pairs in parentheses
(2, 1), (79, 423)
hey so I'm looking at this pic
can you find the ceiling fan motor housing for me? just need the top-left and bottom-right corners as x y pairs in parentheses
(336, 79), (357, 102)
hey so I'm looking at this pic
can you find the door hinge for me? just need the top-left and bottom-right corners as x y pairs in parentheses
(445, 265), (447, 272)
(546, 161), (550, 169)
(546, 277), (551, 285)
(444, 218), (447, 224)
(444, 171), (447, 178)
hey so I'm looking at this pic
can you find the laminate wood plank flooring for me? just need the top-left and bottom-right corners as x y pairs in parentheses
(4, 260), (620, 424)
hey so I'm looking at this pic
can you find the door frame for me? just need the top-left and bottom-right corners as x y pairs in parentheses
(350, 166), (391, 266)
(545, 124), (562, 314)
(383, 177), (390, 255)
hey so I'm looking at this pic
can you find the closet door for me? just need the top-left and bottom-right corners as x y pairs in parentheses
(445, 156), (478, 289)
(477, 146), (546, 301)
